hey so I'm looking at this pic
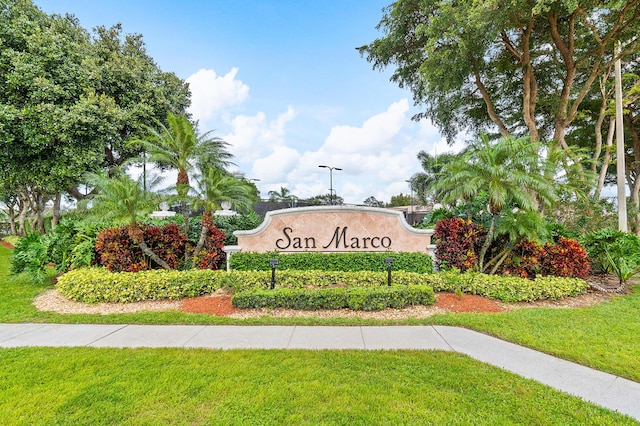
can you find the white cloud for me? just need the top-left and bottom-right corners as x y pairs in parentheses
(224, 106), (296, 161)
(186, 68), (249, 122)
(322, 99), (409, 154)
(252, 145), (301, 182)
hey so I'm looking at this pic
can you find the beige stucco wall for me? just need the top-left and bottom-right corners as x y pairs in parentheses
(235, 206), (434, 253)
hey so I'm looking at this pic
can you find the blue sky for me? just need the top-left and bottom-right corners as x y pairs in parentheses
(34, 0), (464, 204)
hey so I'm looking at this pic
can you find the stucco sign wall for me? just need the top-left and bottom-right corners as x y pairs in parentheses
(234, 206), (435, 254)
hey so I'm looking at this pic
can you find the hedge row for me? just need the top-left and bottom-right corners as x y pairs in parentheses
(232, 285), (435, 311)
(55, 268), (226, 303)
(56, 267), (588, 304)
(229, 251), (434, 274)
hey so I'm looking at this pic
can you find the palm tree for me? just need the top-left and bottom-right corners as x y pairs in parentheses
(434, 135), (556, 271)
(412, 151), (458, 205)
(86, 171), (172, 270)
(268, 187), (292, 203)
(135, 113), (233, 234)
(191, 167), (256, 259)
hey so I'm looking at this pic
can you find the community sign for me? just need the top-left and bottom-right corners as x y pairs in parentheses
(234, 206), (435, 255)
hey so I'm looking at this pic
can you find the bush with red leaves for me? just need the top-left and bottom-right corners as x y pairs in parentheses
(192, 214), (227, 270)
(541, 237), (590, 278)
(434, 217), (486, 272)
(95, 223), (187, 272)
(497, 240), (544, 279)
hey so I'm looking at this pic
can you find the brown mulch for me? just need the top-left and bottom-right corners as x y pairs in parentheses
(179, 276), (631, 317)
(181, 294), (239, 316)
(0, 240), (14, 250)
(181, 292), (512, 316)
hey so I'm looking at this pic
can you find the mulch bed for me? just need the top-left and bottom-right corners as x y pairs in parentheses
(0, 240), (14, 250)
(180, 292), (504, 316)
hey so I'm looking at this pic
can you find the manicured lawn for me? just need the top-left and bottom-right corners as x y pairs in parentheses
(2, 244), (639, 383)
(0, 348), (635, 425)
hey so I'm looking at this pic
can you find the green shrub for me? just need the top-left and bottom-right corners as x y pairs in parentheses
(423, 271), (588, 302)
(231, 285), (435, 311)
(230, 251), (433, 273)
(57, 267), (588, 304)
(214, 211), (263, 245)
(56, 268), (228, 303)
(3, 235), (21, 247)
(581, 228), (640, 283)
(10, 232), (48, 283)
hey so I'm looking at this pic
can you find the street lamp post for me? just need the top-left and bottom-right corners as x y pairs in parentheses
(405, 179), (414, 224)
(319, 165), (342, 205)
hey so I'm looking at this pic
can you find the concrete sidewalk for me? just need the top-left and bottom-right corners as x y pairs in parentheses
(1, 323), (639, 421)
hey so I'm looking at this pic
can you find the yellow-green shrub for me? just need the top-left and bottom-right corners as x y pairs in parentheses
(56, 267), (588, 304)
(56, 268), (228, 303)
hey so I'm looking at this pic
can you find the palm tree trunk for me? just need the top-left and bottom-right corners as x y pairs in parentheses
(192, 224), (209, 260)
(127, 225), (172, 270)
(192, 211), (212, 260)
(479, 214), (497, 272)
(138, 240), (172, 270)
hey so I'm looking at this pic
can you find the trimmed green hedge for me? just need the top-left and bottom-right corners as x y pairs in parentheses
(56, 268), (227, 303)
(56, 267), (588, 304)
(232, 285), (435, 311)
(229, 251), (434, 273)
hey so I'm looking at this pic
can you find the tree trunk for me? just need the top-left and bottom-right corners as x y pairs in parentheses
(17, 195), (28, 236)
(192, 223), (209, 260)
(192, 211), (213, 260)
(127, 224), (172, 270)
(138, 241), (172, 270)
(595, 119), (615, 198)
(479, 213), (497, 272)
(8, 205), (17, 235)
(35, 192), (46, 235)
(51, 192), (61, 229)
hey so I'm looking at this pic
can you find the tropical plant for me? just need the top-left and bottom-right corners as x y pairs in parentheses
(86, 171), (171, 270)
(191, 167), (256, 259)
(135, 113), (233, 234)
(411, 151), (459, 205)
(434, 135), (557, 271)
(268, 187), (292, 203)
(9, 232), (48, 283)
(582, 228), (640, 283)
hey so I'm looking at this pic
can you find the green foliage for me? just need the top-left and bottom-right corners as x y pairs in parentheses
(213, 211), (263, 245)
(229, 251), (434, 273)
(9, 233), (48, 283)
(581, 229), (640, 283)
(3, 235), (20, 246)
(232, 285), (435, 311)
(548, 198), (617, 240)
(56, 267), (587, 304)
(44, 217), (108, 271)
(56, 268), (227, 303)
(425, 271), (588, 303)
(388, 193), (412, 207)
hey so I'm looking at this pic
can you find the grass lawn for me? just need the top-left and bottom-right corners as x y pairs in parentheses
(2, 244), (640, 423)
(1, 348), (636, 425)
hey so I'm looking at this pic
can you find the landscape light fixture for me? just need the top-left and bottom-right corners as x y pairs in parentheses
(269, 258), (279, 289)
(384, 257), (394, 286)
(318, 165), (342, 205)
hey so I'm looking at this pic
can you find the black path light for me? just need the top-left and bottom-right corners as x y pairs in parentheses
(269, 258), (279, 289)
(384, 257), (394, 286)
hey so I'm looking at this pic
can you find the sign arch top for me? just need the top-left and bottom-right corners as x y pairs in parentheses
(234, 206), (434, 254)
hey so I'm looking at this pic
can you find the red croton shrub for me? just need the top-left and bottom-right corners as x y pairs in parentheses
(95, 223), (187, 272)
(497, 240), (544, 279)
(541, 237), (590, 278)
(434, 217), (486, 272)
(191, 214), (227, 270)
